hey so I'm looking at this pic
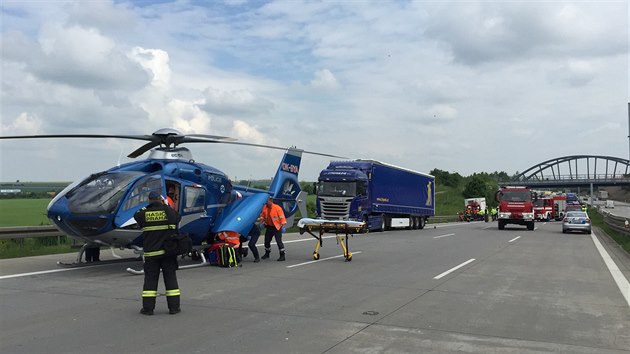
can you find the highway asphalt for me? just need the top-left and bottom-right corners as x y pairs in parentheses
(1, 221), (629, 354)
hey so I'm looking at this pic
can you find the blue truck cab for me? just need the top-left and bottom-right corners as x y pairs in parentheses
(316, 160), (435, 231)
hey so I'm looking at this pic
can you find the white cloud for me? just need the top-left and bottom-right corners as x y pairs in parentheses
(31, 23), (149, 90)
(199, 88), (275, 116)
(0, 112), (43, 135)
(231, 120), (276, 146)
(424, 104), (458, 121)
(548, 59), (597, 87)
(130, 47), (171, 89)
(310, 69), (339, 90)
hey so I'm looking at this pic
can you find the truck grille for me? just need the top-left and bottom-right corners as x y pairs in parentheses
(319, 197), (354, 220)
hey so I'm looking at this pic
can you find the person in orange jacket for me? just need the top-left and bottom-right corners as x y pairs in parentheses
(166, 183), (178, 210)
(258, 196), (287, 261)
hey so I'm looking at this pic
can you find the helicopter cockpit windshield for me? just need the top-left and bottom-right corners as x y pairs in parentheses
(66, 172), (145, 214)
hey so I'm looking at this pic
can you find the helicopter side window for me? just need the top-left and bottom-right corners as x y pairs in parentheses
(123, 175), (162, 211)
(183, 186), (205, 213)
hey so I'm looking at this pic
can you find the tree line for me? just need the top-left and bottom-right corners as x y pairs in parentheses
(429, 168), (519, 208)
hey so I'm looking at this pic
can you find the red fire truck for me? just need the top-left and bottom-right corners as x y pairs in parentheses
(533, 197), (554, 221)
(496, 186), (536, 230)
(552, 194), (567, 221)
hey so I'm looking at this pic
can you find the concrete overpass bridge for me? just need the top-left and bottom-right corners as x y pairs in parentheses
(498, 155), (630, 189)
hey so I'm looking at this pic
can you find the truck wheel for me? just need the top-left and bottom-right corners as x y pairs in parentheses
(408, 216), (414, 230)
(418, 217), (425, 230)
(498, 220), (505, 230)
(379, 216), (386, 232)
(527, 222), (535, 231)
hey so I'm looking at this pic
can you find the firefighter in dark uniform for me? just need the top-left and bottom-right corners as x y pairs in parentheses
(134, 190), (182, 315)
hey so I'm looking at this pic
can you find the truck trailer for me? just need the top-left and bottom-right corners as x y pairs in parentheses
(316, 160), (435, 231)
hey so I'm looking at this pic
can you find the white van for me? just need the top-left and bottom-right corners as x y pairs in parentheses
(605, 200), (614, 208)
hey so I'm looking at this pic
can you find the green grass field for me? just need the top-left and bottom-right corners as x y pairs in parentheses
(0, 198), (67, 259)
(0, 199), (52, 227)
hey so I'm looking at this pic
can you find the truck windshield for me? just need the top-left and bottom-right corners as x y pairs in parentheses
(318, 181), (357, 197)
(533, 200), (543, 207)
(499, 190), (531, 202)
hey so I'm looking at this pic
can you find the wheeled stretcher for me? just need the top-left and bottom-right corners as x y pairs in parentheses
(297, 218), (367, 261)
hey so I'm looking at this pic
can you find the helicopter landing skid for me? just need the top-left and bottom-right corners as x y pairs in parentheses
(57, 244), (142, 268)
(57, 257), (142, 268)
(125, 251), (211, 275)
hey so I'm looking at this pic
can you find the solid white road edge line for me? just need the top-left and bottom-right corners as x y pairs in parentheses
(433, 258), (476, 280)
(508, 236), (521, 243)
(591, 231), (630, 307)
(0, 267), (83, 280)
(287, 251), (363, 268)
(433, 233), (455, 239)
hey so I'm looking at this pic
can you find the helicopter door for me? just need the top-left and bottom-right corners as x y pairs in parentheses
(178, 183), (211, 240)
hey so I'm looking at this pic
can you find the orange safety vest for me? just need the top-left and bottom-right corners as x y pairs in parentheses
(166, 196), (175, 209)
(216, 231), (240, 246)
(259, 203), (286, 231)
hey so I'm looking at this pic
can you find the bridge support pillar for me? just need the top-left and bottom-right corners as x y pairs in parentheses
(590, 183), (593, 203)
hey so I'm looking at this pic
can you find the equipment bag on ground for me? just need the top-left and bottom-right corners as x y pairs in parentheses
(217, 244), (239, 268)
(205, 249), (219, 266)
(163, 232), (193, 256)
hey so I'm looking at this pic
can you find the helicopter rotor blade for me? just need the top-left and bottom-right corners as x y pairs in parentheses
(0, 130), (346, 159)
(0, 134), (153, 141)
(219, 141), (347, 159)
(127, 141), (162, 158)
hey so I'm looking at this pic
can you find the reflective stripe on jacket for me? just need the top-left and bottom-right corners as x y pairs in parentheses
(133, 201), (181, 255)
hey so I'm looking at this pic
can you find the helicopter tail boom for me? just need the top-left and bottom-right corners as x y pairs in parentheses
(212, 148), (304, 236)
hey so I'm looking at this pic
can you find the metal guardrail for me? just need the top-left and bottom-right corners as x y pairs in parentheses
(428, 215), (461, 223)
(0, 225), (64, 240)
(596, 208), (630, 238)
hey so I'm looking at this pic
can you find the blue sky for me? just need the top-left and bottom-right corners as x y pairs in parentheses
(1, 0), (628, 182)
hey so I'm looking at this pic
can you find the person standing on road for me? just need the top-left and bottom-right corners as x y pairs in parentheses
(134, 190), (182, 315)
(258, 196), (287, 261)
(245, 223), (261, 262)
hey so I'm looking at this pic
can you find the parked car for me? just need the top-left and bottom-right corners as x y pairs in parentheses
(562, 211), (591, 234)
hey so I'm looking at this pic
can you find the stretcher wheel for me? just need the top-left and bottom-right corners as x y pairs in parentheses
(313, 252), (320, 260)
(345, 252), (352, 261)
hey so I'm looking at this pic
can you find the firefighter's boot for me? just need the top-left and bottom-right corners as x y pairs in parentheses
(277, 251), (285, 262)
(261, 249), (271, 260)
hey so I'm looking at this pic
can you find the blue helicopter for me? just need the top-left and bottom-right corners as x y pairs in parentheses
(1, 128), (341, 269)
